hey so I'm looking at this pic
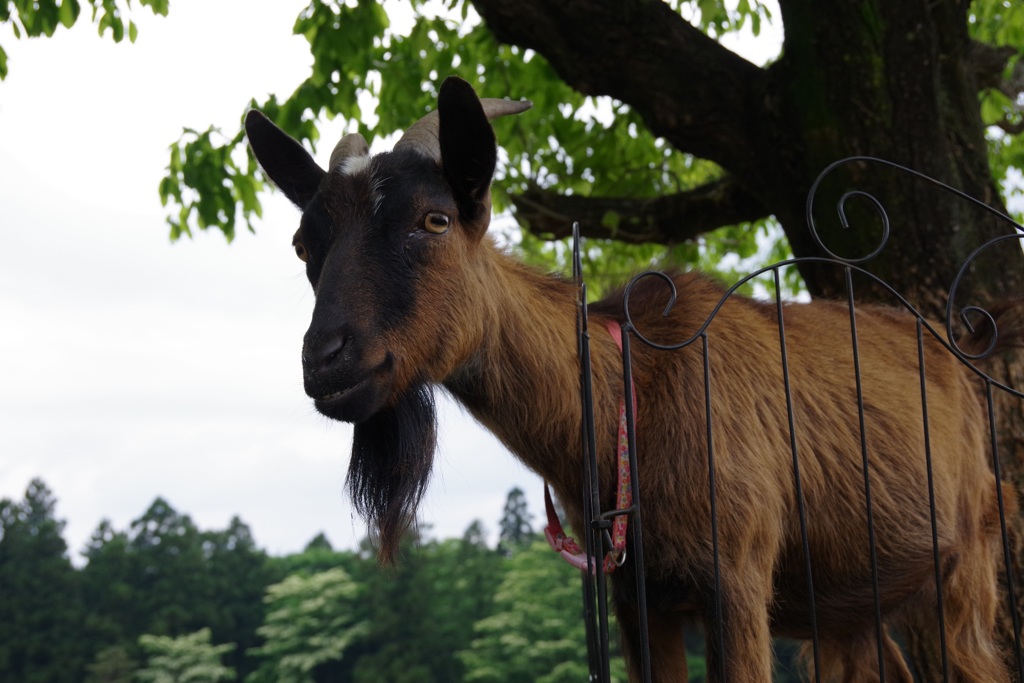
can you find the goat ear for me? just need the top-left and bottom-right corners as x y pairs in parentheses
(437, 77), (497, 229)
(245, 110), (326, 210)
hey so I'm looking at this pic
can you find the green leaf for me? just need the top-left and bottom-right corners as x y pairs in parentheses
(110, 15), (124, 42)
(57, 0), (80, 29)
(140, 0), (169, 16)
(157, 176), (172, 206)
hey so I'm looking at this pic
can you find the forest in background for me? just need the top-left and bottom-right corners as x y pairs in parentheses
(1, 478), (621, 683)
(0, 478), (817, 682)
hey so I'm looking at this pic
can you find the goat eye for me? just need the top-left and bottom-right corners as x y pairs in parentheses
(293, 241), (308, 262)
(423, 212), (450, 234)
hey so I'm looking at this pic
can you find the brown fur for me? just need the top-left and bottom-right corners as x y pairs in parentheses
(246, 78), (1019, 682)
(441, 250), (1016, 682)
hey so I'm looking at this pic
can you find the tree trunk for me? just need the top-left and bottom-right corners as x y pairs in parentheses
(471, 0), (1024, 676)
(763, 3), (1024, 676)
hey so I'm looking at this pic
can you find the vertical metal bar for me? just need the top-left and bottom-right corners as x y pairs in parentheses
(574, 225), (608, 683)
(583, 315), (612, 682)
(577, 324), (601, 682)
(844, 269), (886, 682)
(702, 332), (726, 673)
(582, 323), (612, 683)
(774, 269), (821, 683)
(579, 319), (606, 683)
(916, 320), (949, 682)
(984, 381), (1024, 678)
(580, 574), (601, 683)
(620, 325), (652, 683)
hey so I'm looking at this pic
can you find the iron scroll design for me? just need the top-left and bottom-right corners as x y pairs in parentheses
(620, 156), (1024, 396)
(808, 157), (1024, 372)
(572, 157), (1024, 683)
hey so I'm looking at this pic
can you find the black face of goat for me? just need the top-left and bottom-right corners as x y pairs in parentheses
(289, 150), (451, 425)
(245, 77), (531, 562)
(244, 77), (530, 424)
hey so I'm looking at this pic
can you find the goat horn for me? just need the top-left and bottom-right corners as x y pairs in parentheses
(393, 97), (533, 161)
(329, 133), (370, 172)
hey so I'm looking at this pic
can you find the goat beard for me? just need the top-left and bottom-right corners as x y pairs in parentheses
(347, 383), (436, 564)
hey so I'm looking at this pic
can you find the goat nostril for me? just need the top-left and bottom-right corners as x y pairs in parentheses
(321, 338), (342, 365)
(325, 336), (354, 363)
(305, 334), (353, 370)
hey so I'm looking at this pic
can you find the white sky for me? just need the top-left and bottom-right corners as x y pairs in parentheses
(0, 1), (781, 563)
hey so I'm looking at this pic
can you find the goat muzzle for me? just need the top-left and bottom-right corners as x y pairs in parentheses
(302, 331), (396, 423)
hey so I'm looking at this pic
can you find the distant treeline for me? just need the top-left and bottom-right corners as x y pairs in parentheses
(0, 479), (805, 682)
(0, 479), (613, 682)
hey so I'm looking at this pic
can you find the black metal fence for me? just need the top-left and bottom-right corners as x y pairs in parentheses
(571, 157), (1024, 682)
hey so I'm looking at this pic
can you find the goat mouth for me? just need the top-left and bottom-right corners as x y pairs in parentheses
(312, 355), (395, 423)
(316, 376), (372, 403)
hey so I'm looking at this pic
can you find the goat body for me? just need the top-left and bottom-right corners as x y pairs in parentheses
(245, 76), (1014, 682)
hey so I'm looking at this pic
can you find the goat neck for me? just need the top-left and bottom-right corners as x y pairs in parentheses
(443, 243), (625, 506)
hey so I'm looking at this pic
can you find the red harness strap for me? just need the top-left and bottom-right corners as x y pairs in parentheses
(544, 320), (635, 574)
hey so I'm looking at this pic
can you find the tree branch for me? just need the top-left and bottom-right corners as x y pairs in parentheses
(970, 39), (1021, 95)
(511, 175), (769, 244)
(996, 119), (1024, 136)
(470, 0), (769, 177)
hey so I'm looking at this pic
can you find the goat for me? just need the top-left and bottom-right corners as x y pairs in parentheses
(245, 76), (1018, 682)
